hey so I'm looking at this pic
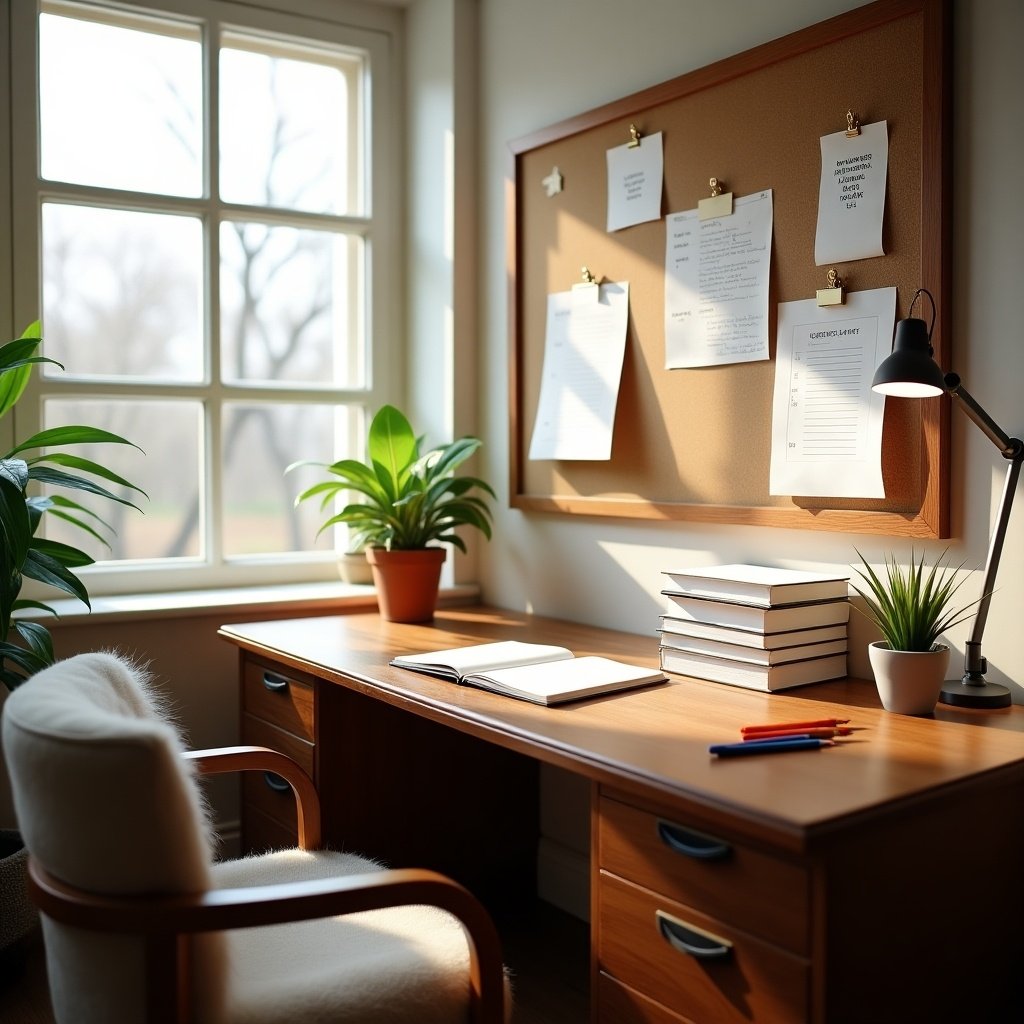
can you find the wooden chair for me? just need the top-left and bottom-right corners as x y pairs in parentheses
(1, 652), (506, 1024)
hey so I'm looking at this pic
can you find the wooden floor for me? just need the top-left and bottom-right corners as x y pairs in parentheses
(0, 901), (589, 1024)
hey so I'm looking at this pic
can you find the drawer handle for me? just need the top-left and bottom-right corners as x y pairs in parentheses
(263, 671), (290, 693)
(263, 771), (291, 793)
(657, 819), (731, 861)
(656, 910), (732, 960)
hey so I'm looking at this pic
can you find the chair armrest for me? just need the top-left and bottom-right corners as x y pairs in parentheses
(28, 861), (506, 1024)
(183, 745), (321, 849)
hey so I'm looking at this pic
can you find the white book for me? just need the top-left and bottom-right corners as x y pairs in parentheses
(658, 616), (848, 650)
(659, 647), (847, 692)
(663, 564), (849, 607)
(390, 640), (665, 706)
(657, 632), (847, 666)
(661, 593), (850, 632)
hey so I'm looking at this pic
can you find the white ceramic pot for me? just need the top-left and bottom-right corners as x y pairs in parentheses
(337, 551), (374, 586)
(868, 641), (950, 715)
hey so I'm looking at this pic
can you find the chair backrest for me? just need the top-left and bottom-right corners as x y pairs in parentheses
(1, 651), (225, 1023)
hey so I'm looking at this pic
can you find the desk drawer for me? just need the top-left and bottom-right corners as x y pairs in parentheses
(242, 660), (314, 740)
(599, 794), (808, 953)
(241, 713), (315, 776)
(598, 872), (808, 1024)
(243, 769), (299, 834)
(242, 804), (298, 855)
(597, 972), (694, 1024)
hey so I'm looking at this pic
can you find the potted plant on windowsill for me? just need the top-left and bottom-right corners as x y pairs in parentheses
(851, 549), (979, 715)
(289, 404), (494, 622)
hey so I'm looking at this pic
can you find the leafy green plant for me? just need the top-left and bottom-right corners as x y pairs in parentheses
(0, 323), (146, 690)
(289, 404), (494, 552)
(850, 548), (980, 653)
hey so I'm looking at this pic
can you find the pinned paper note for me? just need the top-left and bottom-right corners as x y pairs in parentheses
(606, 131), (663, 232)
(815, 120), (888, 265)
(769, 286), (896, 498)
(528, 282), (630, 461)
(664, 190), (773, 368)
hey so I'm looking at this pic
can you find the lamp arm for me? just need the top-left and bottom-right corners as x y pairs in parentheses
(944, 372), (1024, 681)
(944, 373), (1017, 457)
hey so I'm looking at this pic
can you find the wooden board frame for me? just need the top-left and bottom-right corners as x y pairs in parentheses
(507, 0), (951, 538)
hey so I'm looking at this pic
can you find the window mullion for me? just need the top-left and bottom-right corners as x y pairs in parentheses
(206, 14), (222, 569)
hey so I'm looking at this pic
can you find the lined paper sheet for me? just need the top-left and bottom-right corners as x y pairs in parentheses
(769, 287), (896, 497)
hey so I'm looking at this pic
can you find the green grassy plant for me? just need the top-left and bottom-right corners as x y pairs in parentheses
(851, 548), (980, 653)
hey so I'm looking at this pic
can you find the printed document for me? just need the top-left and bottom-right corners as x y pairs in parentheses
(528, 282), (630, 461)
(769, 286), (896, 498)
(606, 132), (664, 232)
(815, 121), (888, 264)
(664, 190), (773, 368)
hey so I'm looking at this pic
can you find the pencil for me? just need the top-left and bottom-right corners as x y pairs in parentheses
(741, 718), (850, 734)
(710, 737), (835, 757)
(741, 727), (852, 741)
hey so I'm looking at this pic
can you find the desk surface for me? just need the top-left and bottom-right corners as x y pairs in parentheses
(221, 606), (1024, 854)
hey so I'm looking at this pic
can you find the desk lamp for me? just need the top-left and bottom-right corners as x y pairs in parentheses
(871, 289), (1020, 708)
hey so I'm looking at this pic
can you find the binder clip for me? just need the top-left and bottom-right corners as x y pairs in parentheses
(816, 268), (845, 306)
(698, 177), (733, 220)
(572, 266), (600, 303)
(844, 110), (861, 138)
(542, 166), (564, 197)
(627, 123), (642, 148)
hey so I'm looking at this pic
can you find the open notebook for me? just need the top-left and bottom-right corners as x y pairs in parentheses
(390, 640), (666, 706)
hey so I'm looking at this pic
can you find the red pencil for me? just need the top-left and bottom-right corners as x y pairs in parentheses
(741, 718), (850, 734)
(742, 727), (852, 741)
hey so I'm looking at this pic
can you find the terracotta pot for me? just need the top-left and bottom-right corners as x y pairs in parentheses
(365, 547), (447, 623)
(868, 641), (950, 715)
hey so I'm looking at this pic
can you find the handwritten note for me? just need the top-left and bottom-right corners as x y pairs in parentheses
(815, 121), (888, 265)
(664, 190), (773, 368)
(606, 132), (663, 232)
(769, 287), (896, 497)
(528, 282), (630, 461)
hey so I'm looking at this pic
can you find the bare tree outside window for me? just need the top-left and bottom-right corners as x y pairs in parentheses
(32, 2), (372, 575)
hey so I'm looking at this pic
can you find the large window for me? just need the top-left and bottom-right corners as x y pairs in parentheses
(7, 0), (398, 592)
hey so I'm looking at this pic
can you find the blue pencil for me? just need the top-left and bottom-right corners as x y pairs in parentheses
(709, 737), (834, 757)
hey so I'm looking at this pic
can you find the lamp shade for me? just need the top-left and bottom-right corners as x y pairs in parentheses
(871, 316), (947, 397)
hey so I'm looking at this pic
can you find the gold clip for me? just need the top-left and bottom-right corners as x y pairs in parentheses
(845, 110), (861, 138)
(698, 177), (734, 220)
(627, 123), (641, 148)
(572, 266), (600, 303)
(816, 268), (845, 306)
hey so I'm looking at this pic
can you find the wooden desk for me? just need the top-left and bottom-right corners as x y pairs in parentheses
(220, 607), (1024, 1024)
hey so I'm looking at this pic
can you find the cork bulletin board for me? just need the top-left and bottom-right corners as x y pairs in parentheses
(507, 0), (952, 538)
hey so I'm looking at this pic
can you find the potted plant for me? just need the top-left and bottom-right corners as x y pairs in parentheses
(290, 404), (494, 622)
(851, 548), (979, 715)
(0, 322), (144, 950)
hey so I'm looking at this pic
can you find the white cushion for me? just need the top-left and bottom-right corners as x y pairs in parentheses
(2, 652), (225, 1024)
(209, 848), (478, 1024)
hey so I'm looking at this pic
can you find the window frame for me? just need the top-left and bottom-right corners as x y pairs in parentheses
(5, 0), (403, 595)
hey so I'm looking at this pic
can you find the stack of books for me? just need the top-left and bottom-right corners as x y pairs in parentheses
(659, 564), (850, 692)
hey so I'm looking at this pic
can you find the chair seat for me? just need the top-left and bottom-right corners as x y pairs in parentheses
(208, 848), (476, 1024)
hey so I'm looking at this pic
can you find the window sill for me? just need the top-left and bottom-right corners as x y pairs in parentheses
(20, 581), (482, 626)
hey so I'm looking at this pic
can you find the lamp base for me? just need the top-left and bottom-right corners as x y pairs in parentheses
(939, 678), (1012, 709)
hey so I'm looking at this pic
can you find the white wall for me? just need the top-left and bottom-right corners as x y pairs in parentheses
(407, 0), (483, 585)
(475, 0), (1024, 698)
